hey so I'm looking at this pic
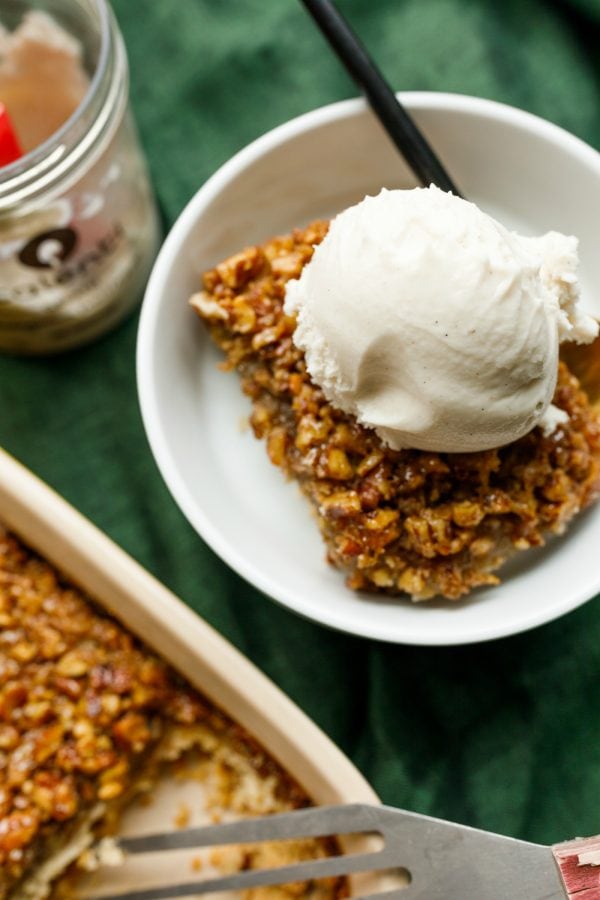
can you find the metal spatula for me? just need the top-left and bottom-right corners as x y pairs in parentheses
(86, 803), (600, 900)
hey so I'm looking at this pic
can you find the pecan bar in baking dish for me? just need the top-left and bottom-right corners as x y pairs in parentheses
(191, 222), (600, 601)
(0, 529), (344, 900)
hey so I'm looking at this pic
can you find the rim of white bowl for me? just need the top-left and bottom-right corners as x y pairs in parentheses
(137, 92), (600, 646)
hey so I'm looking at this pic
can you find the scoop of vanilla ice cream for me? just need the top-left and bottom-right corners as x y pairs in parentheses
(284, 187), (598, 453)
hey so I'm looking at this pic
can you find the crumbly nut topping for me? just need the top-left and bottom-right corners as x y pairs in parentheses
(0, 531), (338, 900)
(193, 222), (600, 600)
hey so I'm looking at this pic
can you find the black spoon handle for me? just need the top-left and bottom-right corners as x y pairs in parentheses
(299, 0), (463, 197)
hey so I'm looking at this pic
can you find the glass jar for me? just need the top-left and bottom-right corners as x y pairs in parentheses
(0, 0), (160, 354)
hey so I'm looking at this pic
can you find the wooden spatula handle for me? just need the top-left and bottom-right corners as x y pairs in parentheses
(553, 835), (600, 898)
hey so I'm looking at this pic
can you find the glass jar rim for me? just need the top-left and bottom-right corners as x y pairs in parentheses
(0, 0), (119, 205)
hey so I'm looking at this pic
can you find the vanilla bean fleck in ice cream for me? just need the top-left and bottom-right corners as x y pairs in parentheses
(284, 186), (598, 453)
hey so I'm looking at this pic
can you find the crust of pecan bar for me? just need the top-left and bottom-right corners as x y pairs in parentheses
(0, 529), (343, 899)
(192, 222), (600, 601)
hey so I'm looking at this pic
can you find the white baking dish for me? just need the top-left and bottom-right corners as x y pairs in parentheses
(0, 447), (381, 896)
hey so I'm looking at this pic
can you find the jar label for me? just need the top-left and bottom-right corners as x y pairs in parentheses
(0, 220), (127, 309)
(18, 227), (79, 269)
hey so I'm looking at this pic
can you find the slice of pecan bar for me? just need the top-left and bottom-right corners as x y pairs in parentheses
(192, 223), (600, 600)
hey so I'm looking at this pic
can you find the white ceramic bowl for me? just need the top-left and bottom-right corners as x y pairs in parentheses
(138, 92), (600, 646)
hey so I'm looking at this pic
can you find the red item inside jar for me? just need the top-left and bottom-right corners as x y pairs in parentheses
(0, 102), (22, 167)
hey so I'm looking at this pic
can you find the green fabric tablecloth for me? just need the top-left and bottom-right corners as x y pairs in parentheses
(2, 0), (600, 847)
